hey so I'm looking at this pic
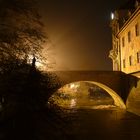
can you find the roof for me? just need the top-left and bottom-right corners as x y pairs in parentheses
(119, 0), (140, 10)
(115, 0), (140, 29)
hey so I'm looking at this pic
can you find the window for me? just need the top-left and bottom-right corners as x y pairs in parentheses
(128, 31), (131, 42)
(129, 56), (132, 66)
(122, 37), (125, 47)
(123, 59), (126, 68)
(137, 52), (140, 63)
(135, 24), (139, 36)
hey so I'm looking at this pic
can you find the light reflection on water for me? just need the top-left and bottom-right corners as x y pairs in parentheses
(42, 105), (140, 140)
(1, 103), (140, 140)
(70, 99), (77, 108)
(48, 82), (117, 109)
(42, 82), (140, 139)
(85, 105), (116, 109)
(48, 96), (116, 110)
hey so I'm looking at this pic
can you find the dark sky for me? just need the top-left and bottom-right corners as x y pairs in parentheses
(39, 0), (128, 71)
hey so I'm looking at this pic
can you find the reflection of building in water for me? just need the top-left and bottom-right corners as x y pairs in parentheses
(109, 0), (140, 76)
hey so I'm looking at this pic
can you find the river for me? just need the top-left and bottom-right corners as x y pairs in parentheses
(1, 81), (140, 140)
(0, 106), (140, 140)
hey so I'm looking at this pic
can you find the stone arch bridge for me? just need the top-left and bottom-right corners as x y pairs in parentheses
(53, 71), (138, 105)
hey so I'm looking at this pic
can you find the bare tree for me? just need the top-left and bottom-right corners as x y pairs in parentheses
(0, 0), (46, 72)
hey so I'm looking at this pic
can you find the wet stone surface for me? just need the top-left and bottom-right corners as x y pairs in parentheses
(1, 107), (140, 140)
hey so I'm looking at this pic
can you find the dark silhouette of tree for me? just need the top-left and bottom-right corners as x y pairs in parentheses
(0, 0), (59, 117)
(0, 0), (46, 73)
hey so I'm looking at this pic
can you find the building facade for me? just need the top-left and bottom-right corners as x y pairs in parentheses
(109, 0), (140, 75)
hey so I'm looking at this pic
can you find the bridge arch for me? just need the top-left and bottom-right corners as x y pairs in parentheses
(87, 81), (126, 109)
(53, 81), (126, 109)
(54, 71), (127, 102)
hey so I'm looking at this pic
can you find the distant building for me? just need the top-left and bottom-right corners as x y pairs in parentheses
(109, 0), (140, 76)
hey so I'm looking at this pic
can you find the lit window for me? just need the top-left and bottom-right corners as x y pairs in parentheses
(122, 37), (125, 47)
(123, 59), (126, 68)
(128, 31), (131, 42)
(137, 52), (140, 63)
(135, 24), (139, 36)
(129, 56), (132, 66)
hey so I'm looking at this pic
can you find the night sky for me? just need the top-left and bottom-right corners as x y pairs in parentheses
(39, 0), (128, 71)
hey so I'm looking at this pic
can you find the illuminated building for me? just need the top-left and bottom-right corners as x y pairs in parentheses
(109, 0), (140, 75)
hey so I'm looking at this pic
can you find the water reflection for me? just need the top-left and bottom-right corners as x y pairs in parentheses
(49, 81), (116, 109)
(43, 99), (140, 140)
(1, 81), (140, 140)
(70, 99), (76, 108)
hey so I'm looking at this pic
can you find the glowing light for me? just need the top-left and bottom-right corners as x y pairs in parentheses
(69, 83), (80, 92)
(111, 12), (114, 20)
(70, 99), (76, 108)
(91, 105), (116, 109)
(27, 55), (46, 70)
(36, 61), (43, 68)
(70, 84), (75, 89)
